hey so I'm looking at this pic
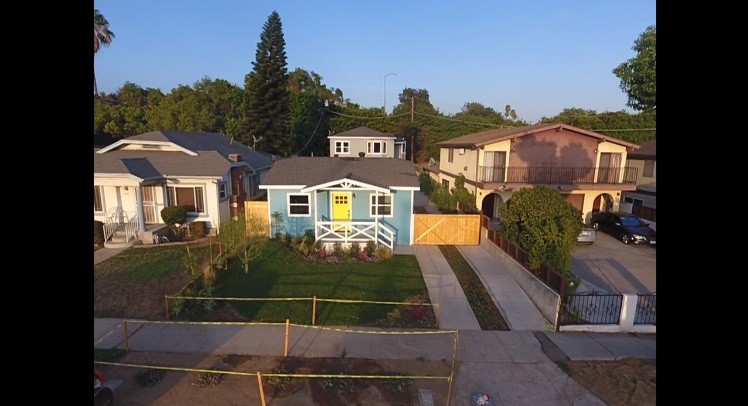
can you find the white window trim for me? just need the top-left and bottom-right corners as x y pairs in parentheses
(335, 141), (350, 154)
(94, 186), (105, 213)
(367, 141), (387, 155)
(218, 182), (228, 200)
(168, 185), (206, 214)
(288, 193), (311, 217)
(369, 193), (394, 218)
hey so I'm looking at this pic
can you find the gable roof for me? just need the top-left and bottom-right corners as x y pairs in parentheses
(627, 140), (655, 160)
(436, 123), (639, 149)
(328, 126), (395, 139)
(260, 157), (419, 190)
(94, 131), (274, 180)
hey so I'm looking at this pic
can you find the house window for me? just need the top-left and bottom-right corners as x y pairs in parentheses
(335, 141), (349, 154)
(643, 160), (656, 177)
(218, 182), (227, 200)
(368, 141), (386, 154)
(94, 186), (104, 212)
(370, 194), (392, 216)
(167, 186), (205, 214)
(448, 148), (454, 163)
(442, 179), (449, 189)
(459, 148), (465, 155)
(624, 197), (644, 206)
(288, 194), (310, 216)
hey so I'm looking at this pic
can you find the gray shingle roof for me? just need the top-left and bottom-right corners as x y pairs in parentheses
(436, 123), (639, 149)
(328, 126), (395, 139)
(94, 131), (274, 179)
(261, 157), (419, 189)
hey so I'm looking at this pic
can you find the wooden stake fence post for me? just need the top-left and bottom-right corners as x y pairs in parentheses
(312, 296), (317, 325)
(165, 295), (170, 319)
(256, 372), (266, 406)
(123, 318), (129, 352)
(284, 319), (290, 357)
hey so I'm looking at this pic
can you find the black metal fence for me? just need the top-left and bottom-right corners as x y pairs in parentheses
(634, 293), (656, 325)
(558, 292), (623, 325)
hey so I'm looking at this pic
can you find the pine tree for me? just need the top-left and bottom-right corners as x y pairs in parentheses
(244, 11), (290, 155)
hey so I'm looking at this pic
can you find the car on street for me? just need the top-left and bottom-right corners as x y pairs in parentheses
(590, 211), (656, 246)
(576, 226), (597, 244)
(94, 368), (114, 406)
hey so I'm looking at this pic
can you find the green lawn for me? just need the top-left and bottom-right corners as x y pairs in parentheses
(196, 240), (433, 326)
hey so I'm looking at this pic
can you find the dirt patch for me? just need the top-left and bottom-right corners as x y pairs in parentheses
(564, 358), (656, 405)
(98, 351), (453, 405)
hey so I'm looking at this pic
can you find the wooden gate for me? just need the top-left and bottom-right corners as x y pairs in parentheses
(413, 214), (481, 245)
(244, 201), (270, 237)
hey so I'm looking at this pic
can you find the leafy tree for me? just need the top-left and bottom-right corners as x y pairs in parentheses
(539, 108), (656, 144)
(613, 25), (656, 112)
(244, 11), (290, 155)
(498, 186), (582, 274)
(218, 214), (267, 274)
(94, 9), (115, 98)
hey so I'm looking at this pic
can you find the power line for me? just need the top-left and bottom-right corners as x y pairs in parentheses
(414, 111), (518, 128)
(327, 110), (410, 120)
(293, 109), (326, 156)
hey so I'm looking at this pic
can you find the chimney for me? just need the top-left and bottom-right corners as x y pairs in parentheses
(228, 154), (241, 162)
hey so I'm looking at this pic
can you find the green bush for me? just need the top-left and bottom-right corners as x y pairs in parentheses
(498, 185), (582, 274)
(161, 206), (188, 226)
(365, 240), (377, 256)
(349, 242), (361, 258)
(93, 220), (105, 245)
(374, 246), (393, 261)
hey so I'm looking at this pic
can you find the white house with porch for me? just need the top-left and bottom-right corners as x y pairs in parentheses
(94, 131), (274, 247)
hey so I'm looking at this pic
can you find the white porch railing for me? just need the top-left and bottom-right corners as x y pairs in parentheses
(102, 206), (139, 243)
(316, 220), (395, 249)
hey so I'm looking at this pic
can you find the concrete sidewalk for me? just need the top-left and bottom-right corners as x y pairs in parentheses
(94, 318), (653, 405)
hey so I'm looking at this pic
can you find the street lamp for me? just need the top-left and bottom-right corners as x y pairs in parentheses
(383, 72), (396, 115)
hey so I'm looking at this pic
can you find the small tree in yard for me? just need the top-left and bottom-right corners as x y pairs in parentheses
(498, 186), (582, 274)
(218, 213), (267, 274)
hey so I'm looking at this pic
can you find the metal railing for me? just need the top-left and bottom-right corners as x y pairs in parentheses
(558, 292), (623, 325)
(634, 293), (656, 325)
(316, 220), (395, 249)
(478, 166), (638, 185)
(102, 206), (139, 243)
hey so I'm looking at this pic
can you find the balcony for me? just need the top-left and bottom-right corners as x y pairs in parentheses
(478, 166), (638, 186)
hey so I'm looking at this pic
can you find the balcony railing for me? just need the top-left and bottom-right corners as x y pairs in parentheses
(479, 166), (638, 185)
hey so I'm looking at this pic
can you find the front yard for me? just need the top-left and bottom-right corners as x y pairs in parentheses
(94, 239), (436, 327)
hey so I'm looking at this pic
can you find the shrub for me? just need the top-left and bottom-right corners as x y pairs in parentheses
(188, 221), (207, 239)
(374, 246), (393, 261)
(161, 206), (188, 226)
(365, 240), (377, 256)
(332, 242), (344, 257)
(191, 369), (224, 388)
(136, 369), (166, 388)
(349, 242), (361, 258)
(93, 220), (105, 245)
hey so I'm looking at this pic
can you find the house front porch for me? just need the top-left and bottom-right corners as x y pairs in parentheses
(314, 219), (396, 250)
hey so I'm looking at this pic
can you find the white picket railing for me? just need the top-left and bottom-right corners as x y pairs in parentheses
(316, 220), (395, 249)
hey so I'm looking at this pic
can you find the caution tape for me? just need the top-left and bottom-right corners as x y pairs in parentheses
(94, 361), (451, 381)
(101, 319), (459, 336)
(93, 322), (123, 346)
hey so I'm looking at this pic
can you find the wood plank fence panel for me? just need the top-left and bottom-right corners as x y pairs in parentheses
(244, 201), (270, 237)
(413, 214), (481, 245)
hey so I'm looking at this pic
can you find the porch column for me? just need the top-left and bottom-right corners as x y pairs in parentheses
(134, 186), (146, 233)
(314, 191), (319, 241)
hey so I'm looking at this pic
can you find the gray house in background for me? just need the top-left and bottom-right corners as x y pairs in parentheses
(328, 126), (407, 159)
(620, 139), (656, 224)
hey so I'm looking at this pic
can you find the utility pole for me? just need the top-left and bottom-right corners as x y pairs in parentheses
(383, 72), (396, 116)
(410, 96), (415, 122)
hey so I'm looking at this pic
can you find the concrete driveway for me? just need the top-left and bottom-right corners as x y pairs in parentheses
(571, 231), (656, 294)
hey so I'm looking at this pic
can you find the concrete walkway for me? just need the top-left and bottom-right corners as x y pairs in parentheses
(457, 245), (548, 331)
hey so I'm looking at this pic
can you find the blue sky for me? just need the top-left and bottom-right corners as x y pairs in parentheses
(94, 1), (656, 124)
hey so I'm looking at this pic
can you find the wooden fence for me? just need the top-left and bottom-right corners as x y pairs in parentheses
(413, 214), (481, 245)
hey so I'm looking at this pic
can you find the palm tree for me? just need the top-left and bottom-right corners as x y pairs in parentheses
(94, 9), (115, 99)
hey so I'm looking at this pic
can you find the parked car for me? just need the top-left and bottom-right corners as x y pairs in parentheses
(590, 211), (656, 246)
(576, 226), (597, 244)
(94, 368), (114, 406)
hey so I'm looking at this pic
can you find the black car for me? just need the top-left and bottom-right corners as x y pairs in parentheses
(590, 211), (656, 246)
(94, 368), (114, 406)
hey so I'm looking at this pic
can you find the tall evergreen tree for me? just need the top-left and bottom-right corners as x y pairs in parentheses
(244, 11), (290, 155)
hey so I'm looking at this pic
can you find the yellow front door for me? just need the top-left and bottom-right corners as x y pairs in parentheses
(331, 192), (351, 232)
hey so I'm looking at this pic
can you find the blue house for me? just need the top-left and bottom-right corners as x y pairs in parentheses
(259, 157), (420, 248)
